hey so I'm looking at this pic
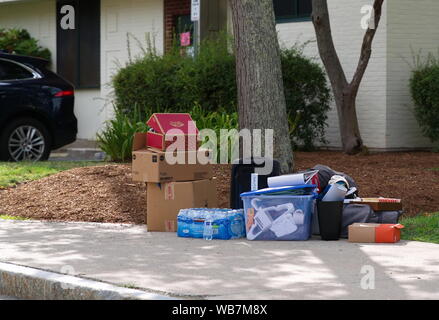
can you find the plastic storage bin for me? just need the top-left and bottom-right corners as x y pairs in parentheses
(241, 186), (316, 241)
(177, 209), (246, 240)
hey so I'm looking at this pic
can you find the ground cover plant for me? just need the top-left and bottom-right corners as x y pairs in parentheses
(401, 213), (439, 244)
(0, 161), (103, 188)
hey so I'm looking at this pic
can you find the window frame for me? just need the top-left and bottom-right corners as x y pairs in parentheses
(0, 59), (42, 82)
(274, 0), (312, 24)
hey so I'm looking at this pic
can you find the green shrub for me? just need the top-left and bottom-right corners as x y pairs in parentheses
(96, 106), (149, 162)
(179, 36), (237, 113)
(281, 48), (331, 149)
(113, 34), (236, 118)
(112, 35), (331, 149)
(410, 54), (439, 143)
(0, 28), (51, 62)
(96, 103), (238, 162)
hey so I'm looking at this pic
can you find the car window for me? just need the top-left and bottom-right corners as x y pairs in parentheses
(0, 60), (34, 81)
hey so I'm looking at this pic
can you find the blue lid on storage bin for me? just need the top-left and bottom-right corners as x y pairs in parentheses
(241, 185), (317, 197)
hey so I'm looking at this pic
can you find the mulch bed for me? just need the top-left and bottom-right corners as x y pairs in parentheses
(0, 152), (437, 224)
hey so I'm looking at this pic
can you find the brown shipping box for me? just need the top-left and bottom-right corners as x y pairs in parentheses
(349, 223), (381, 243)
(132, 133), (213, 183)
(348, 223), (404, 243)
(147, 179), (218, 232)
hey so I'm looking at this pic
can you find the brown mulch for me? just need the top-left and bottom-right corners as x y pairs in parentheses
(294, 151), (439, 216)
(0, 152), (438, 224)
(0, 165), (147, 224)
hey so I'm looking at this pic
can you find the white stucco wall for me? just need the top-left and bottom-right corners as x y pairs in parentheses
(277, 0), (388, 149)
(386, 0), (439, 149)
(0, 0), (164, 141)
(0, 0), (57, 68)
(100, 0), (164, 122)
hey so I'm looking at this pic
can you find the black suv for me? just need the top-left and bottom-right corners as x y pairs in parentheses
(0, 53), (77, 161)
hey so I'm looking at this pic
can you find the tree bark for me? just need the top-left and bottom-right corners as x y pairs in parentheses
(311, 0), (384, 154)
(229, 0), (293, 173)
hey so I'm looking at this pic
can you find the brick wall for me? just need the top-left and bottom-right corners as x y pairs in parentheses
(164, 0), (191, 51)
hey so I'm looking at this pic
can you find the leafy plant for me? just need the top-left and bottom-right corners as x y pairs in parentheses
(113, 33), (236, 119)
(96, 105), (149, 162)
(0, 28), (51, 62)
(410, 51), (439, 143)
(190, 104), (239, 162)
(112, 34), (331, 150)
(281, 47), (331, 150)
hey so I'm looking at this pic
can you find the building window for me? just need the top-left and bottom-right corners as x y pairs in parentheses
(56, 0), (100, 89)
(273, 0), (312, 23)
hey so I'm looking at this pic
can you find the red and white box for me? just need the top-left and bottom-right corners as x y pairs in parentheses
(147, 113), (199, 151)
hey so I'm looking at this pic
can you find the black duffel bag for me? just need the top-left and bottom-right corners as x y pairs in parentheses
(313, 204), (404, 238)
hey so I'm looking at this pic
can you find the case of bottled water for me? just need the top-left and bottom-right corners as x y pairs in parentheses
(177, 209), (246, 240)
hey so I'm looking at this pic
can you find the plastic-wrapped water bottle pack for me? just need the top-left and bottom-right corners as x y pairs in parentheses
(177, 209), (246, 240)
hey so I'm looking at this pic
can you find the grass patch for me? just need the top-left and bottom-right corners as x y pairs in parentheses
(402, 212), (439, 244)
(0, 215), (30, 221)
(0, 161), (105, 188)
(122, 283), (139, 289)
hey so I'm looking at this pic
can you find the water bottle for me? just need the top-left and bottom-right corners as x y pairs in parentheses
(203, 218), (214, 241)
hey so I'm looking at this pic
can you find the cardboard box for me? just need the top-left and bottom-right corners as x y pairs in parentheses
(132, 133), (213, 183)
(147, 179), (218, 232)
(351, 198), (403, 211)
(349, 223), (405, 243)
(147, 113), (199, 151)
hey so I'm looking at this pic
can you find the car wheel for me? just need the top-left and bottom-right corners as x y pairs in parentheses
(0, 118), (52, 162)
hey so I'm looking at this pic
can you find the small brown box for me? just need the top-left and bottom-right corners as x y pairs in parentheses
(132, 133), (213, 183)
(146, 179), (218, 232)
(349, 223), (381, 243)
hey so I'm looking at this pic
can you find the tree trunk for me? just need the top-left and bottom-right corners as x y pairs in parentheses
(229, 0), (293, 173)
(312, 0), (384, 154)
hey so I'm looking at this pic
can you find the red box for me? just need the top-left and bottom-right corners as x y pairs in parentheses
(376, 224), (404, 243)
(147, 113), (199, 151)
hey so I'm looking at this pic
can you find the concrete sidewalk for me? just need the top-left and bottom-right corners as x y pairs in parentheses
(0, 220), (438, 300)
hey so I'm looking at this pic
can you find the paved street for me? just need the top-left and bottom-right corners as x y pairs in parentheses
(1, 219), (439, 300)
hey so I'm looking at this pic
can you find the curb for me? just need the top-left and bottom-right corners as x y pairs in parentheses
(0, 262), (176, 300)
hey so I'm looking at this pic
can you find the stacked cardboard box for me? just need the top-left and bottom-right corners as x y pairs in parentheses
(132, 114), (218, 232)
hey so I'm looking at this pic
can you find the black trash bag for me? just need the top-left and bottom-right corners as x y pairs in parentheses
(312, 164), (359, 195)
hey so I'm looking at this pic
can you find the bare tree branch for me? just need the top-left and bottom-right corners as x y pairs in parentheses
(350, 0), (385, 95)
(311, 0), (348, 96)
(311, 0), (385, 154)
